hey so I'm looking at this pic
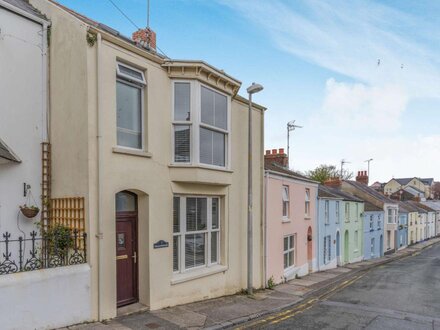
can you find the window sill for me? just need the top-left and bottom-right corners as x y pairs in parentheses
(304, 216), (311, 220)
(282, 218), (291, 223)
(169, 164), (233, 173)
(171, 265), (228, 285)
(112, 146), (152, 158)
(169, 165), (233, 186)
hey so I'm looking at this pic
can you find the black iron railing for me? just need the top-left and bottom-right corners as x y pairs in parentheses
(0, 230), (87, 275)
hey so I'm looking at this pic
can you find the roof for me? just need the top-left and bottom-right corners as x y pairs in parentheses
(344, 180), (397, 205)
(392, 177), (434, 186)
(396, 201), (411, 213)
(415, 202), (436, 212)
(421, 201), (440, 211)
(364, 201), (383, 212)
(2, 0), (47, 21)
(399, 201), (419, 213)
(406, 201), (428, 213)
(318, 186), (343, 199)
(322, 186), (363, 203)
(0, 138), (21, 163)
(404, 186), (424, 195)
(265, 163), (319, 185)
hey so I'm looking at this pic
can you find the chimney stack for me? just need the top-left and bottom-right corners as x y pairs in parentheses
(132, 27), (156, 50)
(356, 170), (369, 185)
(264, 148), (288, 168)
(324, 177), (342, 188)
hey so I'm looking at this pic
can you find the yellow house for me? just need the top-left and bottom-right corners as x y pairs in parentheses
(384, 177), (434, 199)
(30, 0), (266, 321)
(403, 202), (419, 245)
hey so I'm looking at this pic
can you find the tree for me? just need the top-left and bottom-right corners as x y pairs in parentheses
(306, 164), (353, 184)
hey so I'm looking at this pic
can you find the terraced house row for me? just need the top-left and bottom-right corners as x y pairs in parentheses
(0, 1), (438, 329)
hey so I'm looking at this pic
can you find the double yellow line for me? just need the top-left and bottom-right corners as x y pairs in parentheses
(236, 273), (368, 329)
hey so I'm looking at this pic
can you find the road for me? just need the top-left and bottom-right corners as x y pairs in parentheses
(239, 243), (440, 330)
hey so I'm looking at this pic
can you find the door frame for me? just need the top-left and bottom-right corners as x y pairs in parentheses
(116, 192), (139, 307)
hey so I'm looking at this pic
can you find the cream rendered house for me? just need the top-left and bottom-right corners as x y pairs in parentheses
(30, 0), (266, 321)
(384, 177), (434, 199)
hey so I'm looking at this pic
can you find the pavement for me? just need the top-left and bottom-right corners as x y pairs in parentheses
(62, 237), (440, 330)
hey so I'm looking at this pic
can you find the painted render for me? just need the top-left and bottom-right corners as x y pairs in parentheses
(264, 164), (318, 284)
(316, 186), (343, 271)
(363, 203), (384, 260)
(30, 0), (265, 321)
(421, 201), (440, 236)
(404, 202), (420, 245)
(396, 202), (409, 250)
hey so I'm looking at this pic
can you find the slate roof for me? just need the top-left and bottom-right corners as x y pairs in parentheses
(318, 185), (343, 199)
(396, 201), (411, 213)
(400, 201), (420, 213)
(404, 186), (424, 195)
(265, 163), (319, 185)
(0, 138), (20, 163)
(406, 201), (428, 213)
(415, 202), (436, 213)
(319, 186), (363, 203)
(344, 180), (397, 205)
(364, 201), (383, 212)
(393, 177), (434, 186)
(421, 201), (440, 211)
(45, 0), (164, 58)
(2, 0), (47, 21)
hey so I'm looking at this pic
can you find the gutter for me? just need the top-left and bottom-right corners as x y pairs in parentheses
(0, 0), (48, 25)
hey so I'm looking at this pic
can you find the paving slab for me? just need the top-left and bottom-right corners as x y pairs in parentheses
(275, 283), (312, 297)
(151, 306), (206, 328)
(325, 267), (352, 274)
(306, 272), (338, 282)
(287, 278), (319, 287)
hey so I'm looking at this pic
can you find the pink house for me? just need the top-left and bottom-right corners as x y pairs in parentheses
(264, 149), (318, 285)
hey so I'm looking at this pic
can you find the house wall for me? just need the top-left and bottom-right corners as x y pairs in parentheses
(408, 212), (418, 244)
(265, 174), (318, 284)
(417, 213), (426, 241)
(397, 213), (408, 249)
(384, 180), (401, 196)
(363, 211), (384, 260)
(340, 201), (364, 264)
(316, 197), (341, 271)
(0, 264), (91, 330)
(30, 0), (265, 320)
(427, 212), (435, 239)
(0, 3), (47, 245)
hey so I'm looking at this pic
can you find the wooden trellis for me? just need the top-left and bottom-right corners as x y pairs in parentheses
(49, 197), (85, 235)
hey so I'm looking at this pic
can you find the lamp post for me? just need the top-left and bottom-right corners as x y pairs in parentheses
(246, 82), (263, 295)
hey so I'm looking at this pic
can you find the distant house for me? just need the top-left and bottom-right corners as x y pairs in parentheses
(264, 149), (318, 284)
(406, 201), (428, 241)
(324, 180), (364, 265)
(384, 177), (434, 199)
(339, 172), (399, 254)
(421, 201), (440, 237)
(403, 201), (421, 245)
(363, 202), (384, 260)
(390, 186), (425, 201)
(370, 181), (385, 193)
(316, 186), (343, 270)
(395, 202), (409, 249)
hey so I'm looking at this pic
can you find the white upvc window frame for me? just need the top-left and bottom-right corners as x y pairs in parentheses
(323, 235), (331, 264)
(283, 234), (295, 270)
(305, 188), (311, 217)
(324, 200), (329, 224)
(116, 62), (146, 151)
(354, 230), (359, 249)
(173, 195), (221, 274)
(335, 201), (340, 223)
(370, 237), (375, 256)
(345, 203), (350, 222)
(369, 215), (374, 230)
(282, 185), (290, 220)
(171, 80), (231, 169)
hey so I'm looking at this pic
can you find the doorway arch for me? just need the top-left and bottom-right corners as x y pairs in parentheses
(344, 230), (349, 264)
(307, 226), (313, 272)
(115, 191), (139, 307)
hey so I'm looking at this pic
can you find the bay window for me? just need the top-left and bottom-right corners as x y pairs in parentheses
(116, 63), (146, 149)
(172, 81), (229, 167)
(173, 196), (220, 273)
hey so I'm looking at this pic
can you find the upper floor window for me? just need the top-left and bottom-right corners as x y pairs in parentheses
(282, 185), (289, 219)
(369, 215), (374, 230)
(387, 208), (394, 224)
(116, 63), (146, 149)
(345, 203), (350, 222)
(355, 203), (359, 221)
(172, 81), (229, 168)
(324, 200), (329, 224)
(305, 188), (311, 217)
(378, 214), (381, 229)
(335, 201), (340, 223)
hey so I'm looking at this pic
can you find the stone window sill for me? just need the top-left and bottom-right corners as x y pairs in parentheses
(282, 218), (291, 223)
(112, 146), (152, 158)
(171, 265), (228, 285)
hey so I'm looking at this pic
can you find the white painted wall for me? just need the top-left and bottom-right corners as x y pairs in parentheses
(0, 264), (92, 330)
(0, 4), (47, 243)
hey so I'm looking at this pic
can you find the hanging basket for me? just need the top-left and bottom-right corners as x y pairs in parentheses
(20, 205), (40, 219)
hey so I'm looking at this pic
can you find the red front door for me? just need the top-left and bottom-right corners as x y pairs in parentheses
(116, 214), (138, 307)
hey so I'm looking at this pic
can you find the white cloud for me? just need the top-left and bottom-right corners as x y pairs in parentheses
(320, 79), (408, 131)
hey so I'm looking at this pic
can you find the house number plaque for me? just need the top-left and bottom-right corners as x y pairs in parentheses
(153, 240), (169, 249)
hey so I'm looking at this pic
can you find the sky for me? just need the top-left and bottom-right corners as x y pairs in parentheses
(56, 0), (440, 183)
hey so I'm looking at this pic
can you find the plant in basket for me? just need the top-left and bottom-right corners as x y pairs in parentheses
(20, 204), (40, 218)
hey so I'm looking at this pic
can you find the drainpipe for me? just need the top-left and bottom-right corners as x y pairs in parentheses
(263, 171), (268, 287)
(316, 197), (320, 271)
(96, 32), (104, 321)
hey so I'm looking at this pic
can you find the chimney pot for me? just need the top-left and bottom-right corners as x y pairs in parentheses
(265, 150), (270, 155)
(279, 148), (285, 154)
(272, 149), (277, 155)
(264, 147), (289, 168)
